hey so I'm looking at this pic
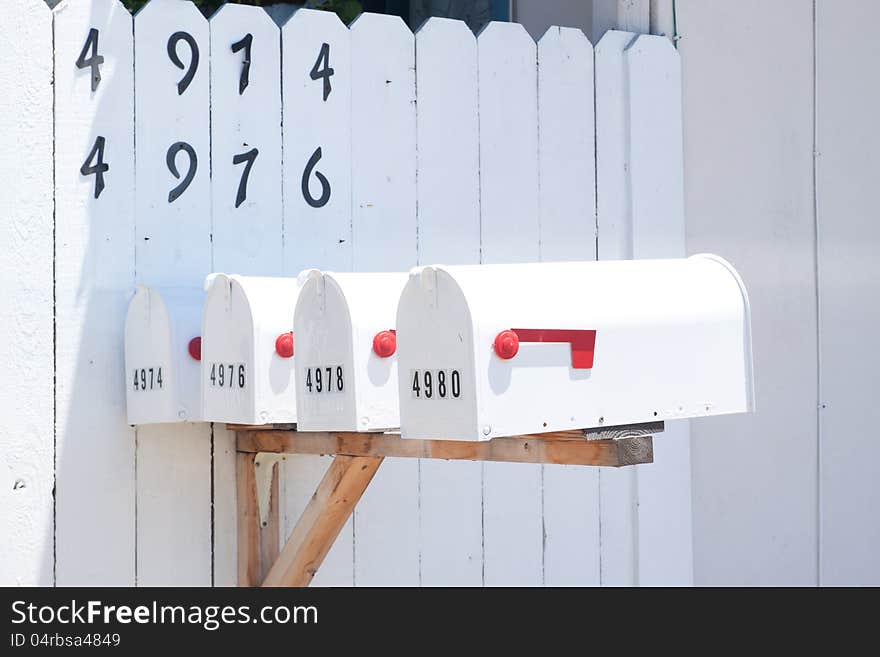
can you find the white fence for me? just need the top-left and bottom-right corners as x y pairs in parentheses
(1, 0), (690, 586)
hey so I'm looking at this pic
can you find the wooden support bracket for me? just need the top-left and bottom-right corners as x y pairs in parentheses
(235, 428), (655, 586)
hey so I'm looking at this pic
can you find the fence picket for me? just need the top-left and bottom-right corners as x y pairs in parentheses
(350, 12), (418, 586)
(209, 2), (283, 587)
(281, 7), (354, 587)
(478, 21), (543, 586)
(415, 17), (482, 586)
(134, 0), (212, 586)
(625, 34), (692, 586)
(0, 0), (54, 586)
(537, 25), (600, 586)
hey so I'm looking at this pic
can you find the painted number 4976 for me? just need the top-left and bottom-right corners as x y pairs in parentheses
(209, 362), (246, 389)
(411, 369), (461, 400)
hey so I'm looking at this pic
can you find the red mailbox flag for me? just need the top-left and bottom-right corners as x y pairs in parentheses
(506, 329), (597, 369)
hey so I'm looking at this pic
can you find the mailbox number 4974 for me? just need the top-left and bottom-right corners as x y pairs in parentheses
(133, 367), (163, 391)
(412, 369), (461, 400)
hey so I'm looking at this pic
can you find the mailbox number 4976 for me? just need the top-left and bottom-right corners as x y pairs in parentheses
(412, 369), (461, 400)
(210, 363), (246, 389)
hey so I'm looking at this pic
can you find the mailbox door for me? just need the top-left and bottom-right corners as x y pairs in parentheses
(294, 276), (357, 430)
(397, 269), (479, 440)
(125, 287), (176, 424)
(202, 280), (256, 423)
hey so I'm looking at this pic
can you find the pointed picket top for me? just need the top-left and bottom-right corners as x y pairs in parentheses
(414, 14), (471, 37)
(283, 6), (349, 30)
(134, 0), (202, 19)
(54, 0), (130, 15)
(349, 9), (410, 33)
(477, 18), (533, 42)
(625, 32), (680, 75)
(209, 0), (278, 29)
(538, 23), (592, 50)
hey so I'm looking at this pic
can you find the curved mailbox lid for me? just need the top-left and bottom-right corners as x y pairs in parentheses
(294, 270), (409, 432)
(201, 273), (303, 425)
(124, 285), (204, 425)
(397, 256), (754, 440)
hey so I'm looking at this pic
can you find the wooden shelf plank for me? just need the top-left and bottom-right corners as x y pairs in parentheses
(236, 431), (653, 468)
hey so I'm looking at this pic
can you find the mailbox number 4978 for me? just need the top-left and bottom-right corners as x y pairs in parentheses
(412, 369), (461, 400)
(305, 366), (344, 393)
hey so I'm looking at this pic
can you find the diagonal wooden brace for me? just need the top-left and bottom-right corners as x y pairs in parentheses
(236, 452), (282, 586)
(262, 455), (383, 587)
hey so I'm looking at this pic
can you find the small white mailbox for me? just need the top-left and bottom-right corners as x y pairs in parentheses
(201, 274), (302, 425)
(124, 285), (204, 425)
(397, 255), (754, 441)
(294, 271), (409, 431)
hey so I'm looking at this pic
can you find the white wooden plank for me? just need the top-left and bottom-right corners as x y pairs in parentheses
(350, 13), (417, 272)
(477, 21), (542, 586)
(678, 1), (818, 585)
(280, 7), (354, 587)
(210, 4), (282, 275)
(594, 29), (638, 586)
(625, 34), (692, 586)
(211, 424), (237, 586)
(415, 17), (482, 586)
(209, 3), (283, 586)
(0, 0), (54, 586)
(537, 25), (600, 586)
(134, 0), (211, 586)
(52, 0), (135, 585)
(815, 0), (880, 585)
(538, 26), (596, 261)
(350, 12), (418, 586)
(282, 8), (352, 275)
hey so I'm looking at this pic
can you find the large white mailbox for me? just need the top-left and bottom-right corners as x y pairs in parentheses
(294, 271), (409, 431)
(201, 274), (302, 425)
(396, 255), (754, 441)
(124, 286), (204, 425)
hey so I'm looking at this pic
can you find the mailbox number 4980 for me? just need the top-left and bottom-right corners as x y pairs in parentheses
(412, 369), (461, 400)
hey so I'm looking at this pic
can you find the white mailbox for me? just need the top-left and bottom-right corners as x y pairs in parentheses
(201, 274), (302, 425)
(397, 255), (754, 441)
(294, 271), (409, 431)
(124, 285), (204, 425)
